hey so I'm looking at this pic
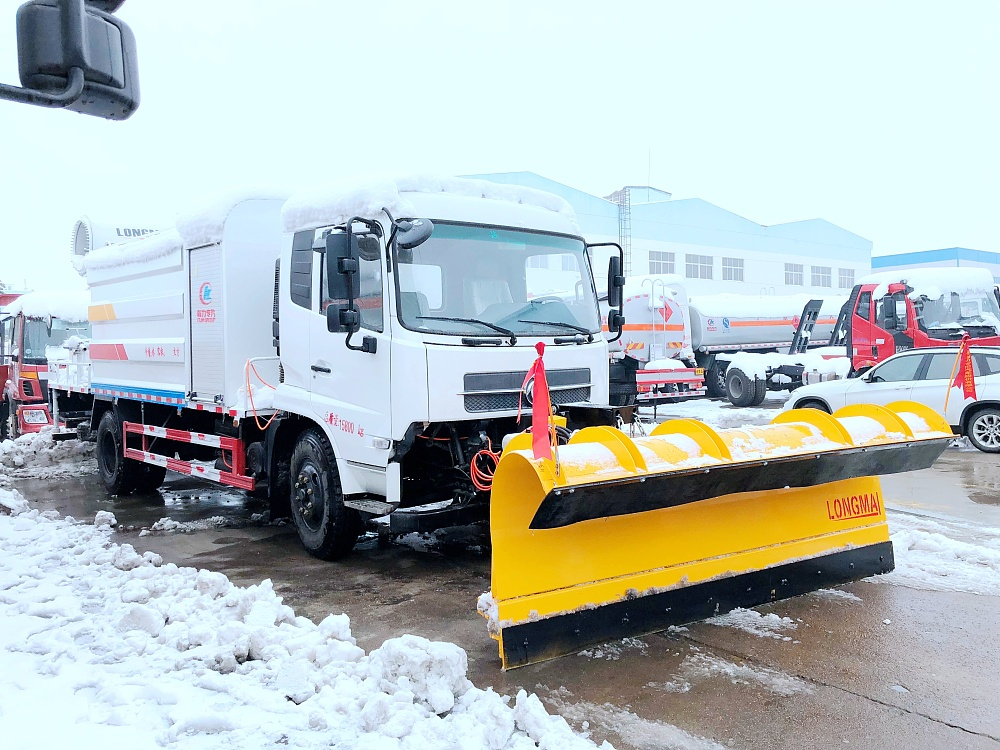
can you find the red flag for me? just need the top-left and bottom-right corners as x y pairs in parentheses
(952, 335), (977, 401)
(519, 342), (553, 460)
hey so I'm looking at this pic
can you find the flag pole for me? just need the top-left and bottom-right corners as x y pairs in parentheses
(943, 338), (965, 413)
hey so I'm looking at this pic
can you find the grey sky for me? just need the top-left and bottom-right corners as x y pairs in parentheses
(1, 0), (997, 291)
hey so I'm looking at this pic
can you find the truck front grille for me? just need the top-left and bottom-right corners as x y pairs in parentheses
(462, 368), (591, 413)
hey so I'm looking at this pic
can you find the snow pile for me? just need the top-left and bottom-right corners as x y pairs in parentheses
(5, 289), (89, 322)
(81, 228), (184, 274)
(0, 486), (29, 514)
(880, 511), (1000, 596)
(706, 608), (798, 641)
(0, 505), (611, 749)
(648, 651), (811, 697)
(176, 189), (290, 247)
(282, 174), (577, 234)
(0, 429), (95, 480)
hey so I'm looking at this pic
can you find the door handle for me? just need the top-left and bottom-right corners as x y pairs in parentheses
(311, 364), (331, 373)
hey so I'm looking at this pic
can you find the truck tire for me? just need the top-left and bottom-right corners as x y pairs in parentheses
(705, 362), (727, 398)
(96, 410), (140, 495)
(289, 429), (362, 560)
(750, 376), (768, 406)
(726, 368), (757, 407)
(0, 399), (10, 441)
(133, 463), (168, 493)
(967, 407), (1000, 453)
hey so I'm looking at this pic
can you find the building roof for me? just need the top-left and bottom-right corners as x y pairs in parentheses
(872, 247), (1000, 267)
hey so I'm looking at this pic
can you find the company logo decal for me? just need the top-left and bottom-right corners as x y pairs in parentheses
(198, 283), (213, 305)
(826, 491), (882, 521)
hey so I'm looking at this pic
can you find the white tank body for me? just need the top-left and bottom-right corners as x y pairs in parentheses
(688, 294), (845, 350)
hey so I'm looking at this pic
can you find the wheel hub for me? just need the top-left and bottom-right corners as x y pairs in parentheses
(974, 414), (1000, 447)
(294, 467), (323, 531)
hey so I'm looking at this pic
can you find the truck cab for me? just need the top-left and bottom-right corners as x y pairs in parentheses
(836, 269), (1000, 373)
(2, 294), (91, 439)
(271, 183), (616, 552)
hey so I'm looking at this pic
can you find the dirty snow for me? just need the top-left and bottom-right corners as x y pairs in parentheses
(705, 608), (798, 641)
(0, 429), (95, 483)
(542, 686), (725, 750)
(577, 638), (649, 661)
(809, 588), (863, 602)
(648, 651), (812, 698)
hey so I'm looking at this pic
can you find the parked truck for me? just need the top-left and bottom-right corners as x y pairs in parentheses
(830, 267), (1000, 373)
(605, 274), (847, 406)
(1, 290), (90, 439)
(49, 176), (949, 668)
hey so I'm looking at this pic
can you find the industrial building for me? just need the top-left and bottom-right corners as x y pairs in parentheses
(469, 172), (871, 297)
(872, 247), (1000, 283)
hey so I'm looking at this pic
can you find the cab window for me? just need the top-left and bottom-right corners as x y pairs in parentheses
(869, 354), (922, 383)
(857, 291), (871, 322)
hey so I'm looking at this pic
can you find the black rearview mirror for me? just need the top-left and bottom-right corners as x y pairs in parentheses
(12, 0), (140, 120)
(325, 233), (360, 334)
(396, 218), (434, 250)
(607, 255), (625, 309)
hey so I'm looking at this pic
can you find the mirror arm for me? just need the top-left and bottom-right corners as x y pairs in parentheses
(0, 67), (85, 108)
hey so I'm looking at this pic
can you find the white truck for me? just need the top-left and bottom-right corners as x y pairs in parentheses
(606, 273), (848, 406)
(50, 176), (629, 558)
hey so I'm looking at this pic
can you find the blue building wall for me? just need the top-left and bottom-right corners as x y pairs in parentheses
(873, 247), (1000, 279)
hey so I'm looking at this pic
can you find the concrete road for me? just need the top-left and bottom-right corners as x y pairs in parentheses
(12, 434), (1000, 749)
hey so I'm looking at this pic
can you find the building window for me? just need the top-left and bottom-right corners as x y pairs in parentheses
(685, 254), (713, 280)
(811, 266), (832, 287)
(838, 268), (855, 289)
(649, 251), (674, 275)
(722, 257), (744, 282)
(785, 263), (804, 285)
(527, 255), (547, 269)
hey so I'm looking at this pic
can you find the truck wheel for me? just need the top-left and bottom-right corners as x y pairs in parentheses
(705, 362), (727, 398)
(0, 399), (9, 441)
(133, 463), (167, 493)
(750, 377), (768, 406)
(967, 408), (1000, 453)
(289, 429), (361, 560)
(96, 410), (139, 495)
(726, 368), (757, 407)
(4, 398), (18, 440)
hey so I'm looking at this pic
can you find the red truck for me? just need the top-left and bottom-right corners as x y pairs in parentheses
(831, 268), (1000, 375)
(1, 291), (90, 439)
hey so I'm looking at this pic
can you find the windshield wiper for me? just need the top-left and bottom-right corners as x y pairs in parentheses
(517, 319), (594, 341)
(416, 316), (517, 345)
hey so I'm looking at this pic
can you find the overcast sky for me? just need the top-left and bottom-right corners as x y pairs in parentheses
(1, 0), (997, 291)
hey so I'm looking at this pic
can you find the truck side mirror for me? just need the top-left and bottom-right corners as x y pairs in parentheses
(325, 233), (360, 334)
(607, 256), (625, 309)
(7, 0), (140, 120)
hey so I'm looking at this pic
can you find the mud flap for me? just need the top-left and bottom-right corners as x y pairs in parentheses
(482, 401), (951, 669)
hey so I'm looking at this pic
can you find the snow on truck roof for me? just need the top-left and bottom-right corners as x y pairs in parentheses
(280, 174), (579, 235)
(860, 267), (996, 300)
(5, 290), (89, 321)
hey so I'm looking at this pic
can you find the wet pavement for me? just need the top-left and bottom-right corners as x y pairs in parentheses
(11, 431), (1000, 749)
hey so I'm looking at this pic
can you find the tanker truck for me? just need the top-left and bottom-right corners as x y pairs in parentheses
(49, 175), (950, 669)
(605, 274), (848, 406)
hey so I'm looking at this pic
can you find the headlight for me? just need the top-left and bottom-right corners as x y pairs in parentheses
(21, 409), (50, 425)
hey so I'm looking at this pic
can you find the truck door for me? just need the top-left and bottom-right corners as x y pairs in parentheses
(308, 232), (392, 484)
(850, 290), (874, 367)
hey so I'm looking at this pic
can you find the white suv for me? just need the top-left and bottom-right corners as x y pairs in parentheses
(785, 347), (1000, 453)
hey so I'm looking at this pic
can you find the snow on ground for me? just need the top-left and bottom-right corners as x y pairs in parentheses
(0, 499), (612, 750)
(879, 509), (1000, 596)
(541, 686), (726, 750)
(638, 393), (789, 431)
(647, 650), (812, 698)
(0, 429), (96, 484)
(704, 609), (799, 642)
(577, 638), (648, 661)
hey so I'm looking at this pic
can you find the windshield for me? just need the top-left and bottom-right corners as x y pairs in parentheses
(23, 318), (92, 364)
(914, 289), (1000, 333)
(394, 223), (601, 337)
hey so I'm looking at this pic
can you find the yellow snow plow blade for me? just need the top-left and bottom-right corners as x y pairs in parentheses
(483, 401), (951, 669)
